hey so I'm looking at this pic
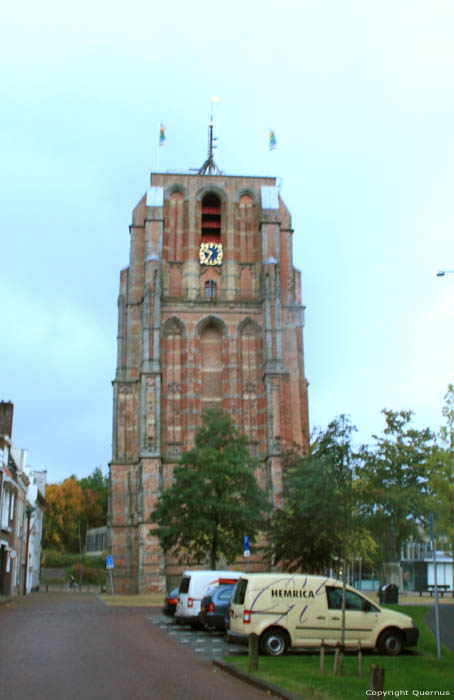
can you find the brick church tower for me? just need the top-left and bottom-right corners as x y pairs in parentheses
(109, 147), (310, 593)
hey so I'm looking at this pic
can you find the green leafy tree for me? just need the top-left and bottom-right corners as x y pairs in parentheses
(357, 409), (435, 572)
(151, 410), (270, 569)
(427, 385), (454, 584)
(78, 466), (108, 522)
(267, 416), (375, 574)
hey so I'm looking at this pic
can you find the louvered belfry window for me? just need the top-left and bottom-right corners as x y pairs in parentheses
(201, 194), (221, 243)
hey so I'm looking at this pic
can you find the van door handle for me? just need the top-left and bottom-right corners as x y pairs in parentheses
(331, 616), (340, 621)
(317, 616), (326, 620)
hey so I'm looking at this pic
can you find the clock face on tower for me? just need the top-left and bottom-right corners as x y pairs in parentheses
(199, 242), (223, 265)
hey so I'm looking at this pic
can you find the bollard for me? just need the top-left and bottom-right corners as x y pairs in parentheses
(248, 633), (259, 671)
(320, 640), (325, 674)
(358, 642), (363, 677)
(369, 664), (385, 691)
(333, 642), (341, 676)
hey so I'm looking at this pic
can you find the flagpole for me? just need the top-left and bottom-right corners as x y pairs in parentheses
(157, 123), (160, 171)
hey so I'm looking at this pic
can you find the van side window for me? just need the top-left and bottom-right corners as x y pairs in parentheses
(232, 579), (248, 605)
(326, 587), (343, 609)
(327, 587), (379, 612)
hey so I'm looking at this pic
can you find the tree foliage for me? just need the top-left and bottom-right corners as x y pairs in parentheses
(267, 416), (376, 573)
(151, 410), (270, 569)
(427, 385), (454, 565)
(357, 410), (435, 566)
(42, 468), (107, 552)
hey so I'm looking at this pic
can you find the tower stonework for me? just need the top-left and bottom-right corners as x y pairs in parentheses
(109, 171), (310, 593)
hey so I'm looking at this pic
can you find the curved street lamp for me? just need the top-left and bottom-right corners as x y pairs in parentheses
(437, 270), (454, 277)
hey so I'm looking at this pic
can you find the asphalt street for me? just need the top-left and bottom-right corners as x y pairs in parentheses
(425, 604), (454, 651)
(0, 592), (265, 700)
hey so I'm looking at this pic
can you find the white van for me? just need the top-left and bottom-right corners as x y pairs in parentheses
(228, 573), (419, 656)
(176, 570), (244, 626)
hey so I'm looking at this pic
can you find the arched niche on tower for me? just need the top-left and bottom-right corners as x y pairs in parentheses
(195, 315), (229, 339)
(161, 316), (188, 447)
(163, 186), (187, 263)
(233, 187), (259, 205)
(235, 190), (260, 263)
(236, 317), (262, 339)
(236, 317), (264, 445)
(164, 183), (190, 202)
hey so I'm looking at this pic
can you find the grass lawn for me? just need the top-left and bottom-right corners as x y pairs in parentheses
(225, 606), (454, 700)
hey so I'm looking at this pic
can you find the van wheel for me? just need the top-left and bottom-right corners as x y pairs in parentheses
(260, 628), (289, 657)
(377, 629), (403, 656)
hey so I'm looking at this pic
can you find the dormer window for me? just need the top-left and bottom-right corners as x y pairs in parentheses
(201, 194), (221, 243)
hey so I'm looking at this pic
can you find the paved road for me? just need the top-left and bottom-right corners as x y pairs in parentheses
(148, 612), (247, 661)
(426, 604), (454, 650)
(0, 592), (265, 700)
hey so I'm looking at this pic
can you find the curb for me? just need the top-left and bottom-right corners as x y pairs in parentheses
(212, 659), (302, 700)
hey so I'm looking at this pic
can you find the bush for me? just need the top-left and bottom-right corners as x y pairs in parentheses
(42, 549), (107, 585)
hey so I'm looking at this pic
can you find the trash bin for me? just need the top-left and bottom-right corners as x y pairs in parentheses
(379, 583), (399, 604)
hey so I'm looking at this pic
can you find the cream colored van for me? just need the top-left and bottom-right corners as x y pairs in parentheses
(228, 573), (418, 656)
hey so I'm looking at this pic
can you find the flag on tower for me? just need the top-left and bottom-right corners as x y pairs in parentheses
(269, 129), (277, 151)
(159, 123), (166, 146)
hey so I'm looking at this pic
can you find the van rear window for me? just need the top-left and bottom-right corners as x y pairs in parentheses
(179, 576), (190, 594)
(232, 578), (248, 605)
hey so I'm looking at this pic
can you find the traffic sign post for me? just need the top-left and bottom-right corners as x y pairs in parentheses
(244, 535), (250, 573)
(106, 555), (115, 597)
(429, 514), (441, 660)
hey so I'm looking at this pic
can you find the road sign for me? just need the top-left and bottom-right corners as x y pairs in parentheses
(106, 555), (114, 570)
(243, 535), (250, 558)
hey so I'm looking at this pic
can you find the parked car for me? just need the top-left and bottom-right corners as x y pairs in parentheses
(199, 582), (236, 631)
(162, 587), (179, 617)
(175, 570), (243, 627)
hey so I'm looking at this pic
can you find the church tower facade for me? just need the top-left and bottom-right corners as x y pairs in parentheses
(109, 168), (310, 593)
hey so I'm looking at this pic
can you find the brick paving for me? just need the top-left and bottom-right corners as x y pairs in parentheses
(0, 592), (265, 700)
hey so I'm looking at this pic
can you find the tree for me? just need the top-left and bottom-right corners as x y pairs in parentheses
(79, 466), (108, 523)
(151, 410), (270, 569)
(43, 477), (86, 551)
(357, 409), (435, 573)
(427, 385), (454, 584)
(42, 468), (107, 552)
(267, 416), (375, 573)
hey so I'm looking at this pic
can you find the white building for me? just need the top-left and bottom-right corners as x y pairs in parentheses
(11, 448), (46, 593)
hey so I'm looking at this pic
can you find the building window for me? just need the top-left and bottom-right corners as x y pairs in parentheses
(204, 280), (217, 299)
(201, 194), (221, 243)
(1, 490), (11, 530)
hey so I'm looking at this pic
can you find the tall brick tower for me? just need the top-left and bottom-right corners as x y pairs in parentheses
(109, 146), (310, 592)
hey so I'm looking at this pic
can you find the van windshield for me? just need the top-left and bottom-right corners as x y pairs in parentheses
(232, 578), (248, 605)
(179, 576), (190, 594)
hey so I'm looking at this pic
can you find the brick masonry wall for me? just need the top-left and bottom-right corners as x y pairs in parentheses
(109, 172), (310, 593)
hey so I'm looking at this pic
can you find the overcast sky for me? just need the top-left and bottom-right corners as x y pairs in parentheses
(2, 0), (454, 483)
